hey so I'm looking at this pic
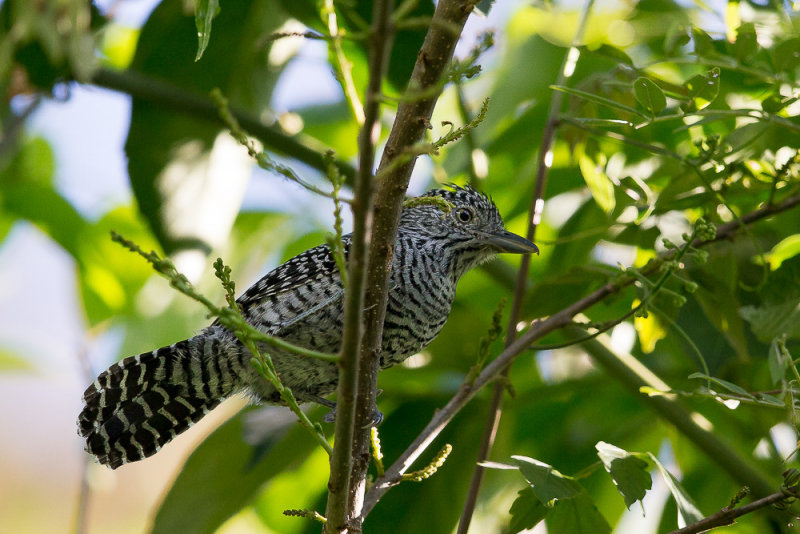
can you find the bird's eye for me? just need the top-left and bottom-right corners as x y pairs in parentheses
(456, 208), (473, 223)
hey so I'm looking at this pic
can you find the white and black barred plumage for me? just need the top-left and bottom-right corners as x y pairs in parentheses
(77, 186), (538, 468)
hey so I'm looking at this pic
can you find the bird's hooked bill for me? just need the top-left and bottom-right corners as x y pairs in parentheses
(483, 230), (539, 255)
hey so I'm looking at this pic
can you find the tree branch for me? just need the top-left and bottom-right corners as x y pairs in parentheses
(457, 2), (595, 530)
(349, 0), (481, 525)
(90, 68), (356, 181)
(323, 0), (394, 530)
(361, 191), (800, 515)
(667, 490), (795, 534)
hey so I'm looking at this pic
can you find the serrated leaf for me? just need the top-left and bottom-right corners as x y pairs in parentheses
(740, 298), (800, 342)
(596, 442), (652, 509)
(546, 493), (611, 534)
(649, 453), (703, 528)
(506, 487), (548, 534)
(194, 0), (220, 61)
(512, 456), (584, 506)
(633, 77), (666, 116)
(578, 150), (615, 215)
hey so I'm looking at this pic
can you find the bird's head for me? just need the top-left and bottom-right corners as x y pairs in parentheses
(400, 185), (539, 278)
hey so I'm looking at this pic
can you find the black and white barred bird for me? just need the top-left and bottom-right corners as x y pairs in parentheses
(78, 185), (538, 468)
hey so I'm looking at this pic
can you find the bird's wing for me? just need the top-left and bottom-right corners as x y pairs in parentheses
(230, 240), (348, 332)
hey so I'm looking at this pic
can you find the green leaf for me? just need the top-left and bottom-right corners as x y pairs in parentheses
(194, 0), (220, 61)
(152, 409), (318, 534)
(0, 182), (89, 259)
(550, 85), (648, 119)
(0, 349), (34, 371)
(506, 487), (548, 534)
(0, 136), (55, 186)
(649, 453), (704, 528)
(761, 93), (797, 113)
(512, 455), (584, 506)
(633, 77), (666, 116)
(769, 336), (790, 385)
(683, 68), (720, 112)
(127, 0), (289, 254)
(764, 235), (800, 271)
(691, 27), (715, 57)
(664, 24), (690, 55)
(688, 373), (754, 398)
(595, 442), (652, 509)
(773, 37), (800, 72)
(546, 493), (611, 534)
(733, 23), (758, 62)
(740, 298), (800, 342)
(578, 149), (615, 215)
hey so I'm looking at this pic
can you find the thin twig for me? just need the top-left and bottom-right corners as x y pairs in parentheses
(323, 0), (365, 125)
(361, 191), (800, 516)
(667, 490), (793, 533)
(456, 2), (595, 531)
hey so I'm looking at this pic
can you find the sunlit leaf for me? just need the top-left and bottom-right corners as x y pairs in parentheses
(596, 442), (652, 509)
(512, 456), (584, 506)
(578, 149), (615, 215)
(634, 303), (667, 353)
(683, 68), (720, 111)
(633, 77), (666, 116)
(194, 0), (220, 61)
(764, 235), (800, 271)
(649, 453), (704, 528)
(0, 348), (34, 372)
(0, 136), (54, 186)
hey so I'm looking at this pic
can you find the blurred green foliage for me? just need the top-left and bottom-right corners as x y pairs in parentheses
(4, 0), (800, 532)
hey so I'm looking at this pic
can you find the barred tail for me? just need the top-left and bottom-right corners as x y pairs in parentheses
(77, 335), (237, 469)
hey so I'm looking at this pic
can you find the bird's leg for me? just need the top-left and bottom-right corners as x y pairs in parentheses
(301, 391), (384, 427)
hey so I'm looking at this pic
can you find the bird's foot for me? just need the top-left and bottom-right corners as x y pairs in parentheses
(318, 391), (384, 428)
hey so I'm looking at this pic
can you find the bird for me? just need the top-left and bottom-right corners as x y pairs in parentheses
(77, 185), (539, 469)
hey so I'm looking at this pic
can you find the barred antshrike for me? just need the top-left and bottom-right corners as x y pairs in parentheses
(78, 186), (538, 468)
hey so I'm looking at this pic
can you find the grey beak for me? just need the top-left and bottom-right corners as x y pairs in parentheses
(483, 229), (539, 255)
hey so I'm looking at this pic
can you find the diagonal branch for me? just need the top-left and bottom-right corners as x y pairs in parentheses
(90, 68), (357, 181)
(361, 191), (800, 515)
(457, 2), (595, 531)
